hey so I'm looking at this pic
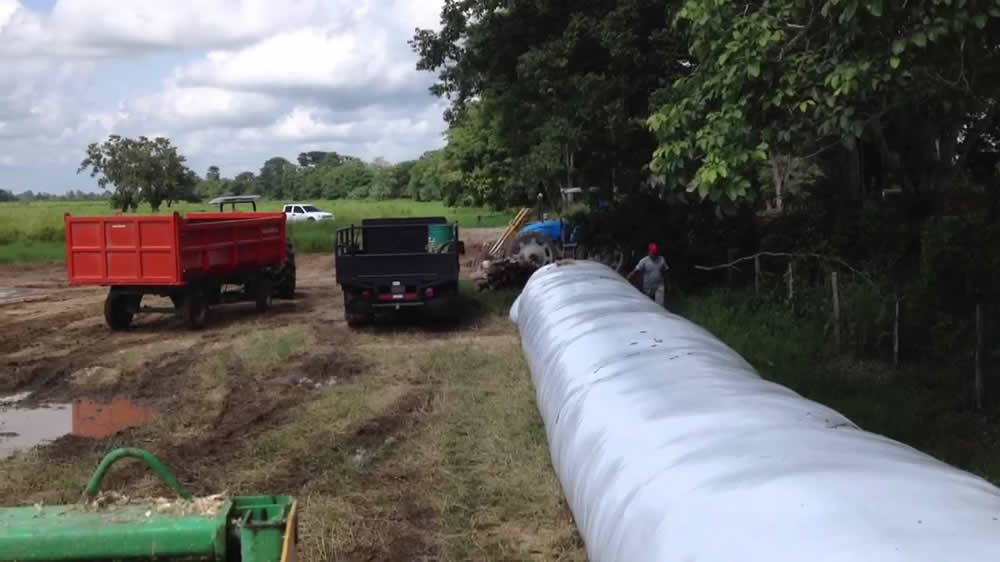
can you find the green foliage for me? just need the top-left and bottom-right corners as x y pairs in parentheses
(650, 0), (1000, 205)
(413, 0), (689, 200)
(686, 288), (1000, 484)
(77, 135), (199, 212)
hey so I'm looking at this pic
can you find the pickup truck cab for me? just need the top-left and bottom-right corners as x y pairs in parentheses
(283, 203), (334, 222)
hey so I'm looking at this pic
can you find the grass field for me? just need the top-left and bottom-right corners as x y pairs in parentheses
(0, 199), (514, 263)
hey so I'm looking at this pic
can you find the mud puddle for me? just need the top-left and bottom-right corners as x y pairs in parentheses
(0, 394), (156, 458)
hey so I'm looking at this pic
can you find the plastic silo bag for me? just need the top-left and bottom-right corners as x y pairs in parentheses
(510, 260), (1000, 562)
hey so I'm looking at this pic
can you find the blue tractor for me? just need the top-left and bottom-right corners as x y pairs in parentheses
(508, 188), (624, 271)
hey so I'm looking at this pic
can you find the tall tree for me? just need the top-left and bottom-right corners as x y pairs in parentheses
(78, 135), (196, 212)
(649, 0), (1000, 209)
(206, 165), (221, 182)
(412, 0), (689, 200)
(259, 156), (298, 199)
(231, 171), (258, 196)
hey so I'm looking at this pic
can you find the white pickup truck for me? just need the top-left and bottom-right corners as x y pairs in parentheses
(282, 203), (334, 222)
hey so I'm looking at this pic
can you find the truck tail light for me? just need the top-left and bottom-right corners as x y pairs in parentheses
(424, 287), (435, 299)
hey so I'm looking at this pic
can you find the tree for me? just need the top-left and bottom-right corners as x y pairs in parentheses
(77, 135), (197, 212)
(206, 165), (221, 182)
(648, 0), (1000, 209)
(231, 171), (258, 196)
(297, 151), (344, 168)
(0, 189), (15, 202)
(412, 0), (689, 202)
(259, 156), (298, 199)
(391, 160), (417, 198)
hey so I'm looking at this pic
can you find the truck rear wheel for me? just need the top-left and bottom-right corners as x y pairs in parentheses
(344, 292), (371, 327)
(183, 290), (207, 329)
(104, 289), (139, 331)
(276, 241), (296, 299)
(256, 278), (273, 312)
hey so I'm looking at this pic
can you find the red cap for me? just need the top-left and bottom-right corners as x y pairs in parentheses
(648, 243), (658, 255)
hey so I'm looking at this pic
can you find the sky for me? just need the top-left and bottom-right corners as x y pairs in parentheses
(0, 0), (448, 193)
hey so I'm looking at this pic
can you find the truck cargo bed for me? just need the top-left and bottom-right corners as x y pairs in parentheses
(65, 212), (287, 287)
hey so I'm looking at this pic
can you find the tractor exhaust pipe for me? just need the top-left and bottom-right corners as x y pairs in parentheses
(510, 260), (1000, 562)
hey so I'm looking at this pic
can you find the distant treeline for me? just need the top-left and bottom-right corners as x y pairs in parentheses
(0, 189), (111, 202)
(194, 150), (450, 204)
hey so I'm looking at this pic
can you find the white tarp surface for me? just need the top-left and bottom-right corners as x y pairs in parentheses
(510, 260), (1000, 562)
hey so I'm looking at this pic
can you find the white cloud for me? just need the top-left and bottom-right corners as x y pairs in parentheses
(0, 0), (370, 57)
(0, 0), (448, 192)
(128, 87), (285, 130)
(177, 26), (422, 98)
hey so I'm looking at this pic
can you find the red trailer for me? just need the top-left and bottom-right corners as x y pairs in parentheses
(64, 208), (296, 330)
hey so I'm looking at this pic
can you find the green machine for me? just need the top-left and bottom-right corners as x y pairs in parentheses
(0, 449), (298, 562)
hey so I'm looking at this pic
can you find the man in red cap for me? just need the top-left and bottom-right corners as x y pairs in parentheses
(628, 242), (669, 303)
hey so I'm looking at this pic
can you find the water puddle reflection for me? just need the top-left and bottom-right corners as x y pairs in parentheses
(0, 394), (156, 458)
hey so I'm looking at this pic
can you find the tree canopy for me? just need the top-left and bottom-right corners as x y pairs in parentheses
(411, 0), (689, 202)
(77, 135), (199, 212)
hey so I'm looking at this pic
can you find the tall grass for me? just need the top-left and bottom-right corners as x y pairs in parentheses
(0, 199), (514, 263)
(685, 288), (1000, 484)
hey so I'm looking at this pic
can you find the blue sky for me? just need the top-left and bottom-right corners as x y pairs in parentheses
(0, 0), (447, 193)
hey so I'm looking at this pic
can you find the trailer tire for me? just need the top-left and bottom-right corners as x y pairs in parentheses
(344, 292), (371, 327)
(256, 278), (273, 312)
(276, 241), (296, 299)
(104, 290), (138, 331)
(183, 290), (207, 329)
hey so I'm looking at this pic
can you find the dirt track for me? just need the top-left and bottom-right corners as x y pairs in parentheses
(0, 229), (583, 561)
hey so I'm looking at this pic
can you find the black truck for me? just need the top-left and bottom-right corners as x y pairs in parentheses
(334, 217), (464, 326)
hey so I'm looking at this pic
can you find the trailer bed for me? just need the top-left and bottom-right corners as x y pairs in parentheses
(65, 212), (286, 287)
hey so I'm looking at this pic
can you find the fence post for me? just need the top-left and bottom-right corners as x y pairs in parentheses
(832, 272), (841, 351)
(975, 303), (984, 410)
(754, 255), (761, 296)
(893, 296), (901, 369)
(786, 261), (794, 304)
(727, 248), (737, 286)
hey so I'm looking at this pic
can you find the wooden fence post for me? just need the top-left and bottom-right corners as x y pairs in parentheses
(832, 272), (841, 351)
(893, 296), (901, 369)
(975, 303), (984, 410)
(754, 255), (761, 296)
(727, 248), (737, 286)
(786, 261), (794, 304)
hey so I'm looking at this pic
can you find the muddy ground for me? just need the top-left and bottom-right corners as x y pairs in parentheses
(0, 228), (584, 561)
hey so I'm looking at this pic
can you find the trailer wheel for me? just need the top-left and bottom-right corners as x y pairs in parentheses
(104, 290), (138, 331)
(183, 290), (207, 329)
(344, 292), (371, 327)
(256, 278), (273, 312)
(276, 241), (296, 299)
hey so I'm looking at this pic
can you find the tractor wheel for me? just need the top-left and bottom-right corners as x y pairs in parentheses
(276, 241), (297, 299)
(510, 231), (558, 267)
(344, 292), (371, 327)
(255, 278), (274, 312)
(104, 289), (138, 331)
(183, 289), (207, 329)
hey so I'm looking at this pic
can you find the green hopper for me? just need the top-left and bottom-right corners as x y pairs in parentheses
(0, 448), (297, 561)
